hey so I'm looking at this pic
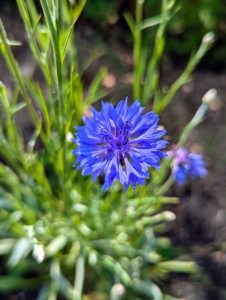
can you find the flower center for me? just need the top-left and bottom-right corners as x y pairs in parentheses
(101, 121), (131, 156)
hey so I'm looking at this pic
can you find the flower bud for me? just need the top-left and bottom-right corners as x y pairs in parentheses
(202, 88), (217, 105)
(110, 283), (126, 300)
(202, 32), (215, 44)
(33, 243), (45, 263)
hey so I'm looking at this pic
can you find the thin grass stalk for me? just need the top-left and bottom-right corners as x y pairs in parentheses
(0, 20), (53, 156)
(155, 89), (216, 195)
(142, 0), (167, 106)
(155, 33), (215, 113)
(16, 0), (52, 85)
(133, 0), (144, 100)
(39, 0), (69, 208)
(39, 0), (64, 132)
(73, 254), (85, 300)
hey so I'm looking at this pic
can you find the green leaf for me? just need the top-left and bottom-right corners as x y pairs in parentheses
(37, 283), (51, 300)
(40, 0), (62, 83)
(0, 20), (41, 132)
(132, 280), (163, 300)
(0, 39), (22, 46)
(157, 261), (197, 273)
(74, 254), (85, 298)
(71, 0), (87, 21)
(85, 90), (109, 107)
(8, 237), (32, 267)
(24, 80), (51, 138)
(58, 274), (74, 299)
(65, 109), (76, 134)
(26, 0), (40, 26)
(9, 102), (27, 115)
(27, 118), (42, 153)
(32, 14), (42, 34)
(0, 276), (28, 292)
(62, 19), (76, 60)
(0, 81), (9, 108)
(9, 211), (23, 223)
(16, 0), (31, 30)
(123, 11), (135, 36)
(16, 0), (52, 84)
(101, 255), (131, 286)
(141, 2), (181, 30)
(0, 238), (15, 255)
(141, 14), (167, 29)
(85, 67), (108, 105)
(46, 235), (67, 256)
(0, 198), (14, 211)
(129, 197), (179, 206)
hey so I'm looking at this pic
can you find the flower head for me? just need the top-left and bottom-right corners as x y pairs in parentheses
(170, 147), (207, 185)
(72, 98), (168, 190)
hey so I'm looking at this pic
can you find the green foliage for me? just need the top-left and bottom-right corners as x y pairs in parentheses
(125, 0), (214, 109)
(82, 0), (225, 66)
(165, 0), (222, 54)
(0, 0), (215, 299)
(83, 0), (119, 25)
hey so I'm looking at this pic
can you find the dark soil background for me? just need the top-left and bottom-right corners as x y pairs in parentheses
(1, 1), (226, 299)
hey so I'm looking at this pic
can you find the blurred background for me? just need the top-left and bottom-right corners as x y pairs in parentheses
(1, 0), (226, 299)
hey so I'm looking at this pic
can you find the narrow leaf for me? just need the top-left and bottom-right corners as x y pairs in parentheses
(9, 102), (27, 115)
(141, 14), (171, 30)
(0, 39), (22, 46)
(123, 11), (135, 36)
(46, 235), (67, 256)
(62, 20), (76, 60)
(157, 261), (197, 273)
(0, 239), (15, 255)
(8, 237), (32, 267)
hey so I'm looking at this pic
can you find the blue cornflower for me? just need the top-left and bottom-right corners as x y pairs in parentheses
(72, 98), (168, 191)
(170, 147), (207, 185)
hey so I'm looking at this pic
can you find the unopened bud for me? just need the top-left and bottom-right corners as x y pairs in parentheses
(110, 284), (126, 300)
(202, 32), (215, 44)
(202, 88), (217, 105)
(33, 243), (45, 263)
(163, 211), (176, 221)
(66, 131), (73, 142)
(167, 0), (176, 10)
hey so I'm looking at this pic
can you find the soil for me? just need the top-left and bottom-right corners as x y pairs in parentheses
(1, 8), (226, 300)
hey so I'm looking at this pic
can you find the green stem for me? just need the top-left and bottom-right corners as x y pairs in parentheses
(179, 102), (209, 145)
(40, 0), (67, 206)
(142, 0), (167, 105)
(155, 32), (214, 113)
(40, 0), (63, 131)
(0, 20), (38, 127)
(133, 0), (144, 99)
(74, 254), (85, 300)
(0, 19), (53, 156)
(122, 194), (128, 215)
(15, 0), (52, 85)
(155, 175), (174, 196)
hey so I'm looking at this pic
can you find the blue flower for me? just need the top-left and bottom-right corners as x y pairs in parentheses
(171, 147), (207, 185)
(72, 98), (168, 191)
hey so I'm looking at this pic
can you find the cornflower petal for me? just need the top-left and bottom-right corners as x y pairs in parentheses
(72, 98), (167, 190)
(170, 147), (207, 185)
